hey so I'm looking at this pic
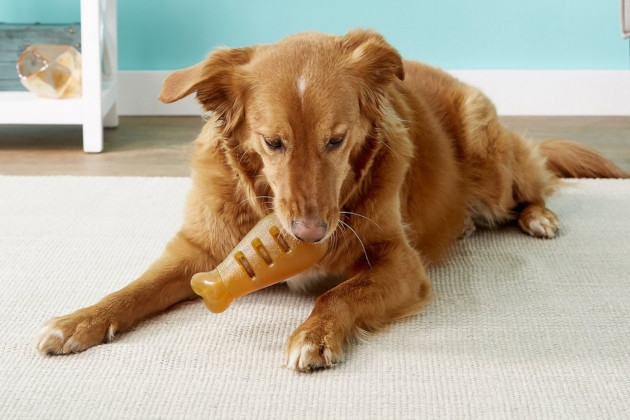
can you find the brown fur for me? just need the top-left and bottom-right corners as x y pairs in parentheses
(35, 30), (628, 371)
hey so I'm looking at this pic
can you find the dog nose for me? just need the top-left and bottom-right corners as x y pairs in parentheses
(291, 219), (328, 243)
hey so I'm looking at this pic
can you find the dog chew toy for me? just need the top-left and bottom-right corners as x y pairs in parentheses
(191, 214), (328, 313)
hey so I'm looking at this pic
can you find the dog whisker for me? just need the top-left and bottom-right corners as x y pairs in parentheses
(340, 211), (383, 232)
(332, 225), (354, 264)
(377, 138), (396, 156)
(326, 231), (337, 255)
(338, 220), (371, 268)
(370, 129), (398, 157)
(330, 229), (341, 253)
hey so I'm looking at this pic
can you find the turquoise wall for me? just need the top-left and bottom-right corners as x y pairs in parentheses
(1, 0), (628, 71)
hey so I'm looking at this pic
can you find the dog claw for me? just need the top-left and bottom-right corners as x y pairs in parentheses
(285, 325), (343, 372)
(518, 205), (559, 239)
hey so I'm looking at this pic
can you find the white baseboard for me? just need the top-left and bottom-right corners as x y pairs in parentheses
(118, 70), (630, 117)
(117, 71), (202, 116)
(449, 70), (630, 116)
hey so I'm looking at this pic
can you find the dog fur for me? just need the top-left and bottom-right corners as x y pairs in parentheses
(36, 30), (628, 372)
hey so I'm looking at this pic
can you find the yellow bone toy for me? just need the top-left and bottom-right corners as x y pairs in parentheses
(191, 214), (328, 313)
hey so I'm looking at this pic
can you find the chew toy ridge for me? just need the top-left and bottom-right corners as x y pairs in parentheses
(191, 214), (328, 313)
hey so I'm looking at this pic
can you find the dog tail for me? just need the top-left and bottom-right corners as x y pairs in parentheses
(538, 139), (628, 179)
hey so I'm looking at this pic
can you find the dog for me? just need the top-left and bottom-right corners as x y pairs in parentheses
(36, 30), (628, 372)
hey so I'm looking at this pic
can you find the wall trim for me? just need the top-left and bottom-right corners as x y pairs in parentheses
(118, 70), (630, 117)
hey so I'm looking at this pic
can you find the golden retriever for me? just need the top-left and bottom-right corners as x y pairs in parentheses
(36, 30), (628, 372)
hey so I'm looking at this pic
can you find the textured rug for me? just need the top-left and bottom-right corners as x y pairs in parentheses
(1, 176), (629, 419)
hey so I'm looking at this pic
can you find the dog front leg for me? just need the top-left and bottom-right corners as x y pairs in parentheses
(36, 232), (213, 355)
(285, 241), (431, 372)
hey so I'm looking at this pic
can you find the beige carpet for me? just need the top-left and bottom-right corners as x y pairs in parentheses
(1, 176), (629, 418)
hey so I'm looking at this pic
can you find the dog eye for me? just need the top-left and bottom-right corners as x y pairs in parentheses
(327, 135), (345, 151)
(262, 136), (285, 152)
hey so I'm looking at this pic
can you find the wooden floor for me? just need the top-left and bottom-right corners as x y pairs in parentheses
(0, 116), (629, 176)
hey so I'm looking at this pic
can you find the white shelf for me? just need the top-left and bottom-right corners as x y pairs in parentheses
(0, 0), (118, 153)
(0, 81), (116, 125)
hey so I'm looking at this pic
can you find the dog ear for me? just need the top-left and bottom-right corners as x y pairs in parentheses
(341, 30), (404, 121)
(159, 46), (255, 135)
(342, 29), (404, 86)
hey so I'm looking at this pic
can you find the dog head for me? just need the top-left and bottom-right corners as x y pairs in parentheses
(160, 30), (404, 243)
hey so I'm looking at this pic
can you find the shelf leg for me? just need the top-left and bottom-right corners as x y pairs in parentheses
(83, 120), (104, 153)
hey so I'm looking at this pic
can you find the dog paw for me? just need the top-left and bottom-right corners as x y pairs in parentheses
(35, 307), (118, 355)
(518, 205), (559, 238)
(285, 318), (345, 372)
